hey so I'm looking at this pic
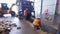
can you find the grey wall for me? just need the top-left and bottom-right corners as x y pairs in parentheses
(42, 0), (57, 15)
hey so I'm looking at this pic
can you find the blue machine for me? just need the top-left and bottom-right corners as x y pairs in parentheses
(17, 1), (35, 19)
(0, 3), (9, 17)
(1, 3), (9, 10)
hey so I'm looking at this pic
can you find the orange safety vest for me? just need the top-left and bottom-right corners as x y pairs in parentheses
(33, 18), (40, 26)
(24, 10), (28, 16)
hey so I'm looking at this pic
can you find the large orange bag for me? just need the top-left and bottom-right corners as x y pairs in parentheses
(33, 18), (40, 26)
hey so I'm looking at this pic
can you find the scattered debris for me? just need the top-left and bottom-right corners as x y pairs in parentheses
(17, 27), (21, 29)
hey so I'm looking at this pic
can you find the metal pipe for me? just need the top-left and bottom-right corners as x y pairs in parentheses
(40, 0), (43, 18)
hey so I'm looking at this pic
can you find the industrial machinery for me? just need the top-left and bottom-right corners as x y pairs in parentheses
(0, 3), (16, 17)
(17, 1), (35, 20)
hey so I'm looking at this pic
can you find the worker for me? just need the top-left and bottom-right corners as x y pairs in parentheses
(33, 18), (41, 30)
(23, 9), (28, 19)
(24, 9), (28, 16)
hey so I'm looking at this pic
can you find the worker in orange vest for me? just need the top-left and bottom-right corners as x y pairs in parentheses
(33, 18), (41, 30)
(24, 9), (28, 16)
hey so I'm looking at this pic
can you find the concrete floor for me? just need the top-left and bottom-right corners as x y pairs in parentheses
(0, 17), (39, 34)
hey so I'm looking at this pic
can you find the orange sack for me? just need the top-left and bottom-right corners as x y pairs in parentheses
(33, 18), (41, 26)
(24, 10), (28, 16)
